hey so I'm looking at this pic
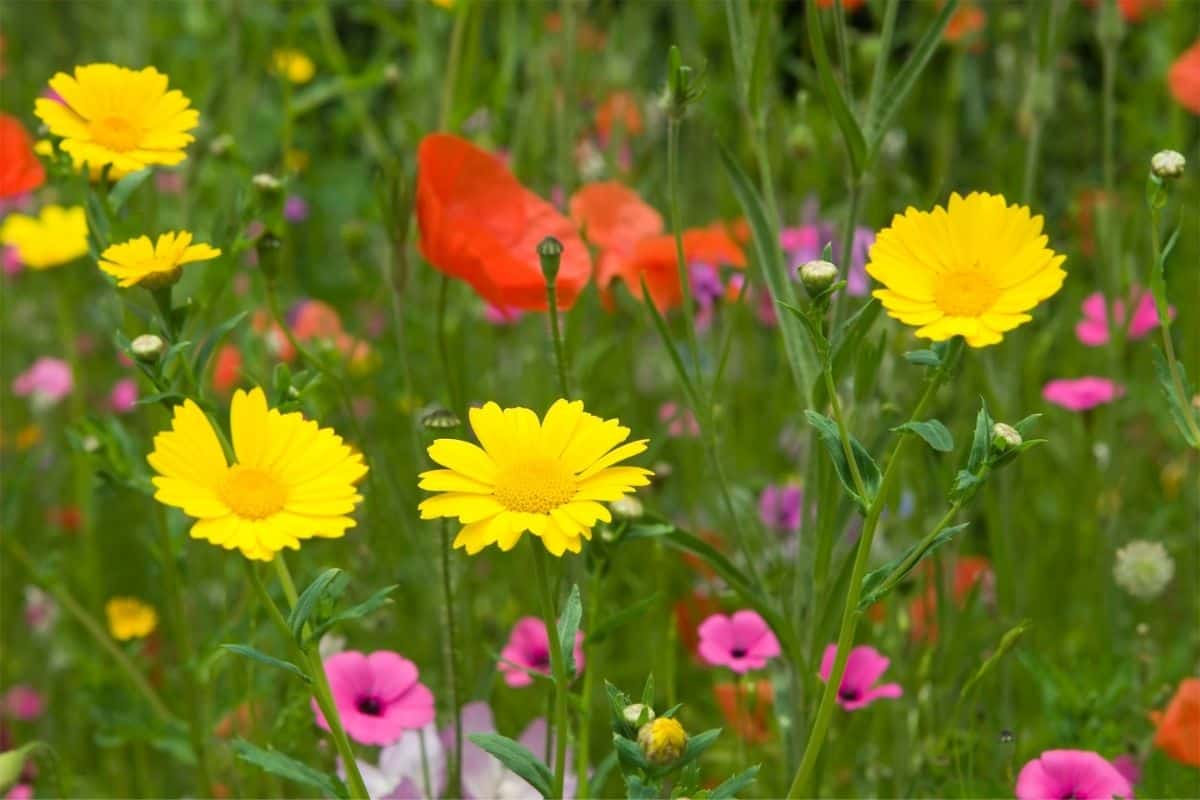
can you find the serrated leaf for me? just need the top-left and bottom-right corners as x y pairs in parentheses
(625, 771), (658, 799)
(904, 349), (941, 367)
(892, 419), (954, 453)
(219, 644), (310, 683)
(557, 584), (583, 679)
(709, 764), (762, 800)
(469, 733), (553, 797)
(233, 739), (348, 798)
(805, 410), (881, 512)
(1153, 345), (1200, 446)
(857, 522), (970, 609)
(949, 469), (983, 502)
(288, 568), (348, 643)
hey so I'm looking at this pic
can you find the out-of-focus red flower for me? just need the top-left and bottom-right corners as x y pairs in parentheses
(595, 91), (644, 142)
(0, 113), (45, 199)
(816, 0), (865, 9)
(46, 505), (82, 532)
(1081, 0), (1161, 22)
(945, 4), (986, 45)
(674, 591), (721, 658)
(212, 344), (243, 394)
(714, 679), (774, 743)
(621, 224), (746, 311)
(569, 181), (664, 309)
(909, 555), (994, 643)
(543, 12), (607, 51)
(416, 134), (592, 310)
(215, 701), (263, 739)
(1151, 678), (1200, 767)
(1169, 41), (1200, 115)
(1075, 189), (1117, 258)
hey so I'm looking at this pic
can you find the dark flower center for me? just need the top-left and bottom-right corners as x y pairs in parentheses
(530, 647), (551, 671)
(731, 647), (748, 659)
(356, 695), (383, 716)
(838, 688), (861, 703)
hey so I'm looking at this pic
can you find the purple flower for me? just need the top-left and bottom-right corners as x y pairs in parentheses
(818, 644), (903, 710)
(697, 610), (782, 674)
(758, 483), (802, 533)
(1015, 750), (1133, 800)
(284, 194), (310, 222)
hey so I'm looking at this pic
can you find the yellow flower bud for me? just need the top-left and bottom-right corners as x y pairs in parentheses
(637, 717), (687, 765)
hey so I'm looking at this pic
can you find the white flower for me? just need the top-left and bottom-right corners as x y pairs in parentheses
(1113, 540), (1175, 600)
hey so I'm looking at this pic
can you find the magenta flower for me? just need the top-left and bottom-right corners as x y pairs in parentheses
(498, 617), (585, 688)
(819, 644), (903, 710)
(314, 650), (435, 745)
(658, 402), (700, 438)
(2, 685), (44, 721)
(697, 610), (781, 674)
(1042, 377), (1124, 411)
(5, 785), (32, 800)
(758, 483), (803, 533)
(780, 225), (821, 263)
(483, 304), (524, 325)
(1015, 749), (1134, 800)
(3, 245), (21, 276)
(284, 194), (310, 222)
(1110, 754), (1141, 787)
(108, 378), (138, 414)
(12, 357), (73, 409)
(1075, 290), (1173, 347)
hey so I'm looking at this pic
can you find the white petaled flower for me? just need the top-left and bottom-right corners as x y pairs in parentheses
(1113, 540), (1175, 600)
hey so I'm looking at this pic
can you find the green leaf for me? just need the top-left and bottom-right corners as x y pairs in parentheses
(625, 771), (658, 799)
(1152, 346), (1200, 447)
(676, 728), (721, 769)
(958, 620), (1032, 703)
(949, 469), (983, 502)
(233, 739), (348, 799)
(313, 584), (399, 639)
(109, 168), (153, 213)
(709, 765), (762, 800)
(640, 278), (700, 408)
(857, 522), (970, 609)
(193, 311), (248, 378)
(219, 644), (311, 684)
(1012, 413), (1043, 438)
(468, 733), (553, 798)
(805, 410), (881, 512)
(866, 0), (959, 158)
(805, 0), (867, 175)
(586, 593), (661, 645)
(641, 674), (656, 708)
(966, 399), (992, 473)
(288, 568), (348, 643)
(0, 742), (48, 793)
(831, 299), (881, 378)
(904, 349), (942, 367)
(892, 419), (954, 453)
(557, 584), (583, 678)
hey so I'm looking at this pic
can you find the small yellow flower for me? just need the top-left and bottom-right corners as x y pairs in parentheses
(638, 717), (687, 765)
(98, 231), (221, 289)
(106, 597), (158, 641)
(147, 387), (368, 561)
(429, 0), (455, 8)
(418, 400), (653, 556)
(272, 49), (316, 84)
(35, 64), (199, 179)
(866, 191), (1066, 348)
(0, 205), (88, 269)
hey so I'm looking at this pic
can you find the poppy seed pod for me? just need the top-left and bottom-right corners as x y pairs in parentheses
(638, 717), (687, 765)
(538, 236), (563, 283)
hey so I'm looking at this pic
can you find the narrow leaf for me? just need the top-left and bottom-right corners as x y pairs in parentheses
(710, 765), (762, 800)
(219, 644), (311, 684)
(109, 168), (153, 213)
(892, 419), (954, 453)
(805, 0), (867, 174)
(805, 410), (881, 512)
(193, 311), (248, 377)
(586, 593), (661, 645)
(313, 584), (399, 639)
(831, 298), (881, 379)
(858, 522), (970, 609)
(233, 739), (348, 799)
(959, 620), (1032, 702)
(288, 568), (348, 643)
(904, 349), (942, 367)
(966, 399), (992, 472)
(468, 733), (553, 798)
(557, 584), (583, 678)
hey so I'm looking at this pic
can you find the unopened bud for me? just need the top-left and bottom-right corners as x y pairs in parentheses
(990, 423), (1022, 453)
(610, 495), (644, 520)
(383, 63), (401, 85)
(537, 236), (563, 283)
(1151, 150), (1185, 180)
(622, 703), (654, 727)
(256, 232), (283, 281)
(130, 334), (166, 363)
(252, 173), (282, 193)
(799, 259), (839, 297)
(637, 717), (686, 765)
(421, 405), (461, 430)
(209, 133), (235, 157)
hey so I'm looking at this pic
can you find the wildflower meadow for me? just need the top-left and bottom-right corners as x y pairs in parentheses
(3, 1), (1200, 798)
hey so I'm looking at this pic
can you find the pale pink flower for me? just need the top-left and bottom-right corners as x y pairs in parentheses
(12, 357), (72, 409)
(1043, 377), (1124, 411)
(658, 402), (700, 438)
(108, 378), (138, 414)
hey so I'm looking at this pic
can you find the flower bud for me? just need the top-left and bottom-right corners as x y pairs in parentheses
(130, 334), (166, 363)
(256, 231), (283, 281)
(209, 133), (235, 157)
(610, 495), (644, 520)
(252, 173), (282, 193)
(622, 703), (654, 727)
(638, 717), (686, 765)
(799, 259), (839, 298)
(537, 236), (563, 284)
(990, 422), (1022, 453)
(1151, 150), (1185, 180)
(1113, 540), (1174, 600)
(421, 405), (462, 430)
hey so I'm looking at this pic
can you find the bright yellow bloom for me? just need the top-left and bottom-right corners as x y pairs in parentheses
(106, 597), (158, 640)
(34, 64), (199, 179)
(99, 231), (221, 289)
(0, 205), (88, 269)
(866, 192), (1066, 348)
(147, 387), (368, 561)
(418, 399), (653, 556)
(272, 49), (316, 84)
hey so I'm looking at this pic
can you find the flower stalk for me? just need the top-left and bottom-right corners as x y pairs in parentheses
(529, 541), (570, 799)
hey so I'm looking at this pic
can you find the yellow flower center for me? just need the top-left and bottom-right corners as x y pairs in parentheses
(934, 268), (1000, 317)
(219, 465), (287, 520)
(89, 115), (142, 152)
(494, 459), (577, 514)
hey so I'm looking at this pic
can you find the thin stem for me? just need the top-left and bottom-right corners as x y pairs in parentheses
(1150, 211), (1200, 446)
(575, 565), (600, 799)
(556, 0), (577, 197)
(438, 0), (470, 130)
(666, 117), (702, 383)
(864, 0), (901, 125)
(788, 339), (962, 798)
(529, 541), (569, 799)
(439, 522), (463, 798)
(545, 276), (572, 399)
(436, 274), (463, 412)
(822, 366), (869, 501)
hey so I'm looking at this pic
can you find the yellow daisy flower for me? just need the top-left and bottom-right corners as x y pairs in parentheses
(106, 597), (158, 641)
(866, 191), (1067, 348)
(0, 205), (88, 269)
(418, 399), (653, 556)
(147, 387), (368, 561)
(271, 49), (316, 84)
(99, 231), (221, 289)
(34, 64), (199, 179)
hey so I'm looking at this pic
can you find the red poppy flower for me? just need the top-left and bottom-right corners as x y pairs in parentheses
(416, 134), (591, 310)
(622, 224), (747, 311)
(714, 679), (774, 743)
(1169, 41), (1200, 115)
(0, 113), (45, 199)
(909, 555), (994, 643)
(674, 591), (721, 658)
(595, 91), (644, 142)
(212, 344), (243, 394)
(1151, 678), (1200, 767)
(945, 4), (986, 45)
(569, 181), (664, 308)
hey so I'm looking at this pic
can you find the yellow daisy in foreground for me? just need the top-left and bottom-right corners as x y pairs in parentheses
(0, 205), (88, 269)
(106, 597), (158, 641)
(99, 231), (221, 289)
(419, 399), (653, 556)
(35, 63), (199, 179)
(866, 191), (1066, 348)
(148, 387), (368, 561)
(272, 49), (316, 84)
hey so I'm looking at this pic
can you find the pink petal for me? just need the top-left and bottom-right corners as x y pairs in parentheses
(697, 613), (734, 651)
(368, 651), (420, 703)
(1075, 319), (1110, 347)
(842, 645), (891, 693)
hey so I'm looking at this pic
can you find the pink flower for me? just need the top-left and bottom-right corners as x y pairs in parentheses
(484, 304), (524, 325)
(5, 785), (32, 800)
(1075, 290), (1173, 347)
(818, 644), (903, 710)
(23, 586), (57, 636)
(12, 357), (72, 409)
(1110, 754), (1141, 787)
(658, 402), (700, 438)
(758, 484), (803, 533)
(284, 195), (310, 222)
(314, 650), (435, 745)
(3, 245), (21, 276)
(1042, 377), (1124, 411)
(153, 171), (185, 195)
(1015, 749), (1134, 800)
(2, 685), (43, 721)
(498, 617), (586, 688)
(697, 610), (781, 674)
(108, 378), (138, 414)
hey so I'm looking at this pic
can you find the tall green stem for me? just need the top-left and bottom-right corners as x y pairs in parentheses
(529, 542), (569, 799)
(439, 522), (463, 798)
(436, 274), (463, 413)
(575, 565), (600, 799)
(438, 0), (470, 130)
(544, 275), (572, 399)
(1149, 210), (1200, 446)
(667, 116), (702, 378)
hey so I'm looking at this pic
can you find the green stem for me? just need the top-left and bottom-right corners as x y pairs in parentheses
(822, 366), (869, 501)
(439, 522), (463, 798)
(436, 274), (463, 412)
(575, 564), (601, 799)
(545, 274), (572, 399)
(666, 116), (702, 382)
(787, 338), (962, 798)
(556, 0), (577, 197)
(1150, 211), (1200, 446)
(864, 0), (900, 125)
(529, 541), (569, 799)
(438, 0), (470, 130)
